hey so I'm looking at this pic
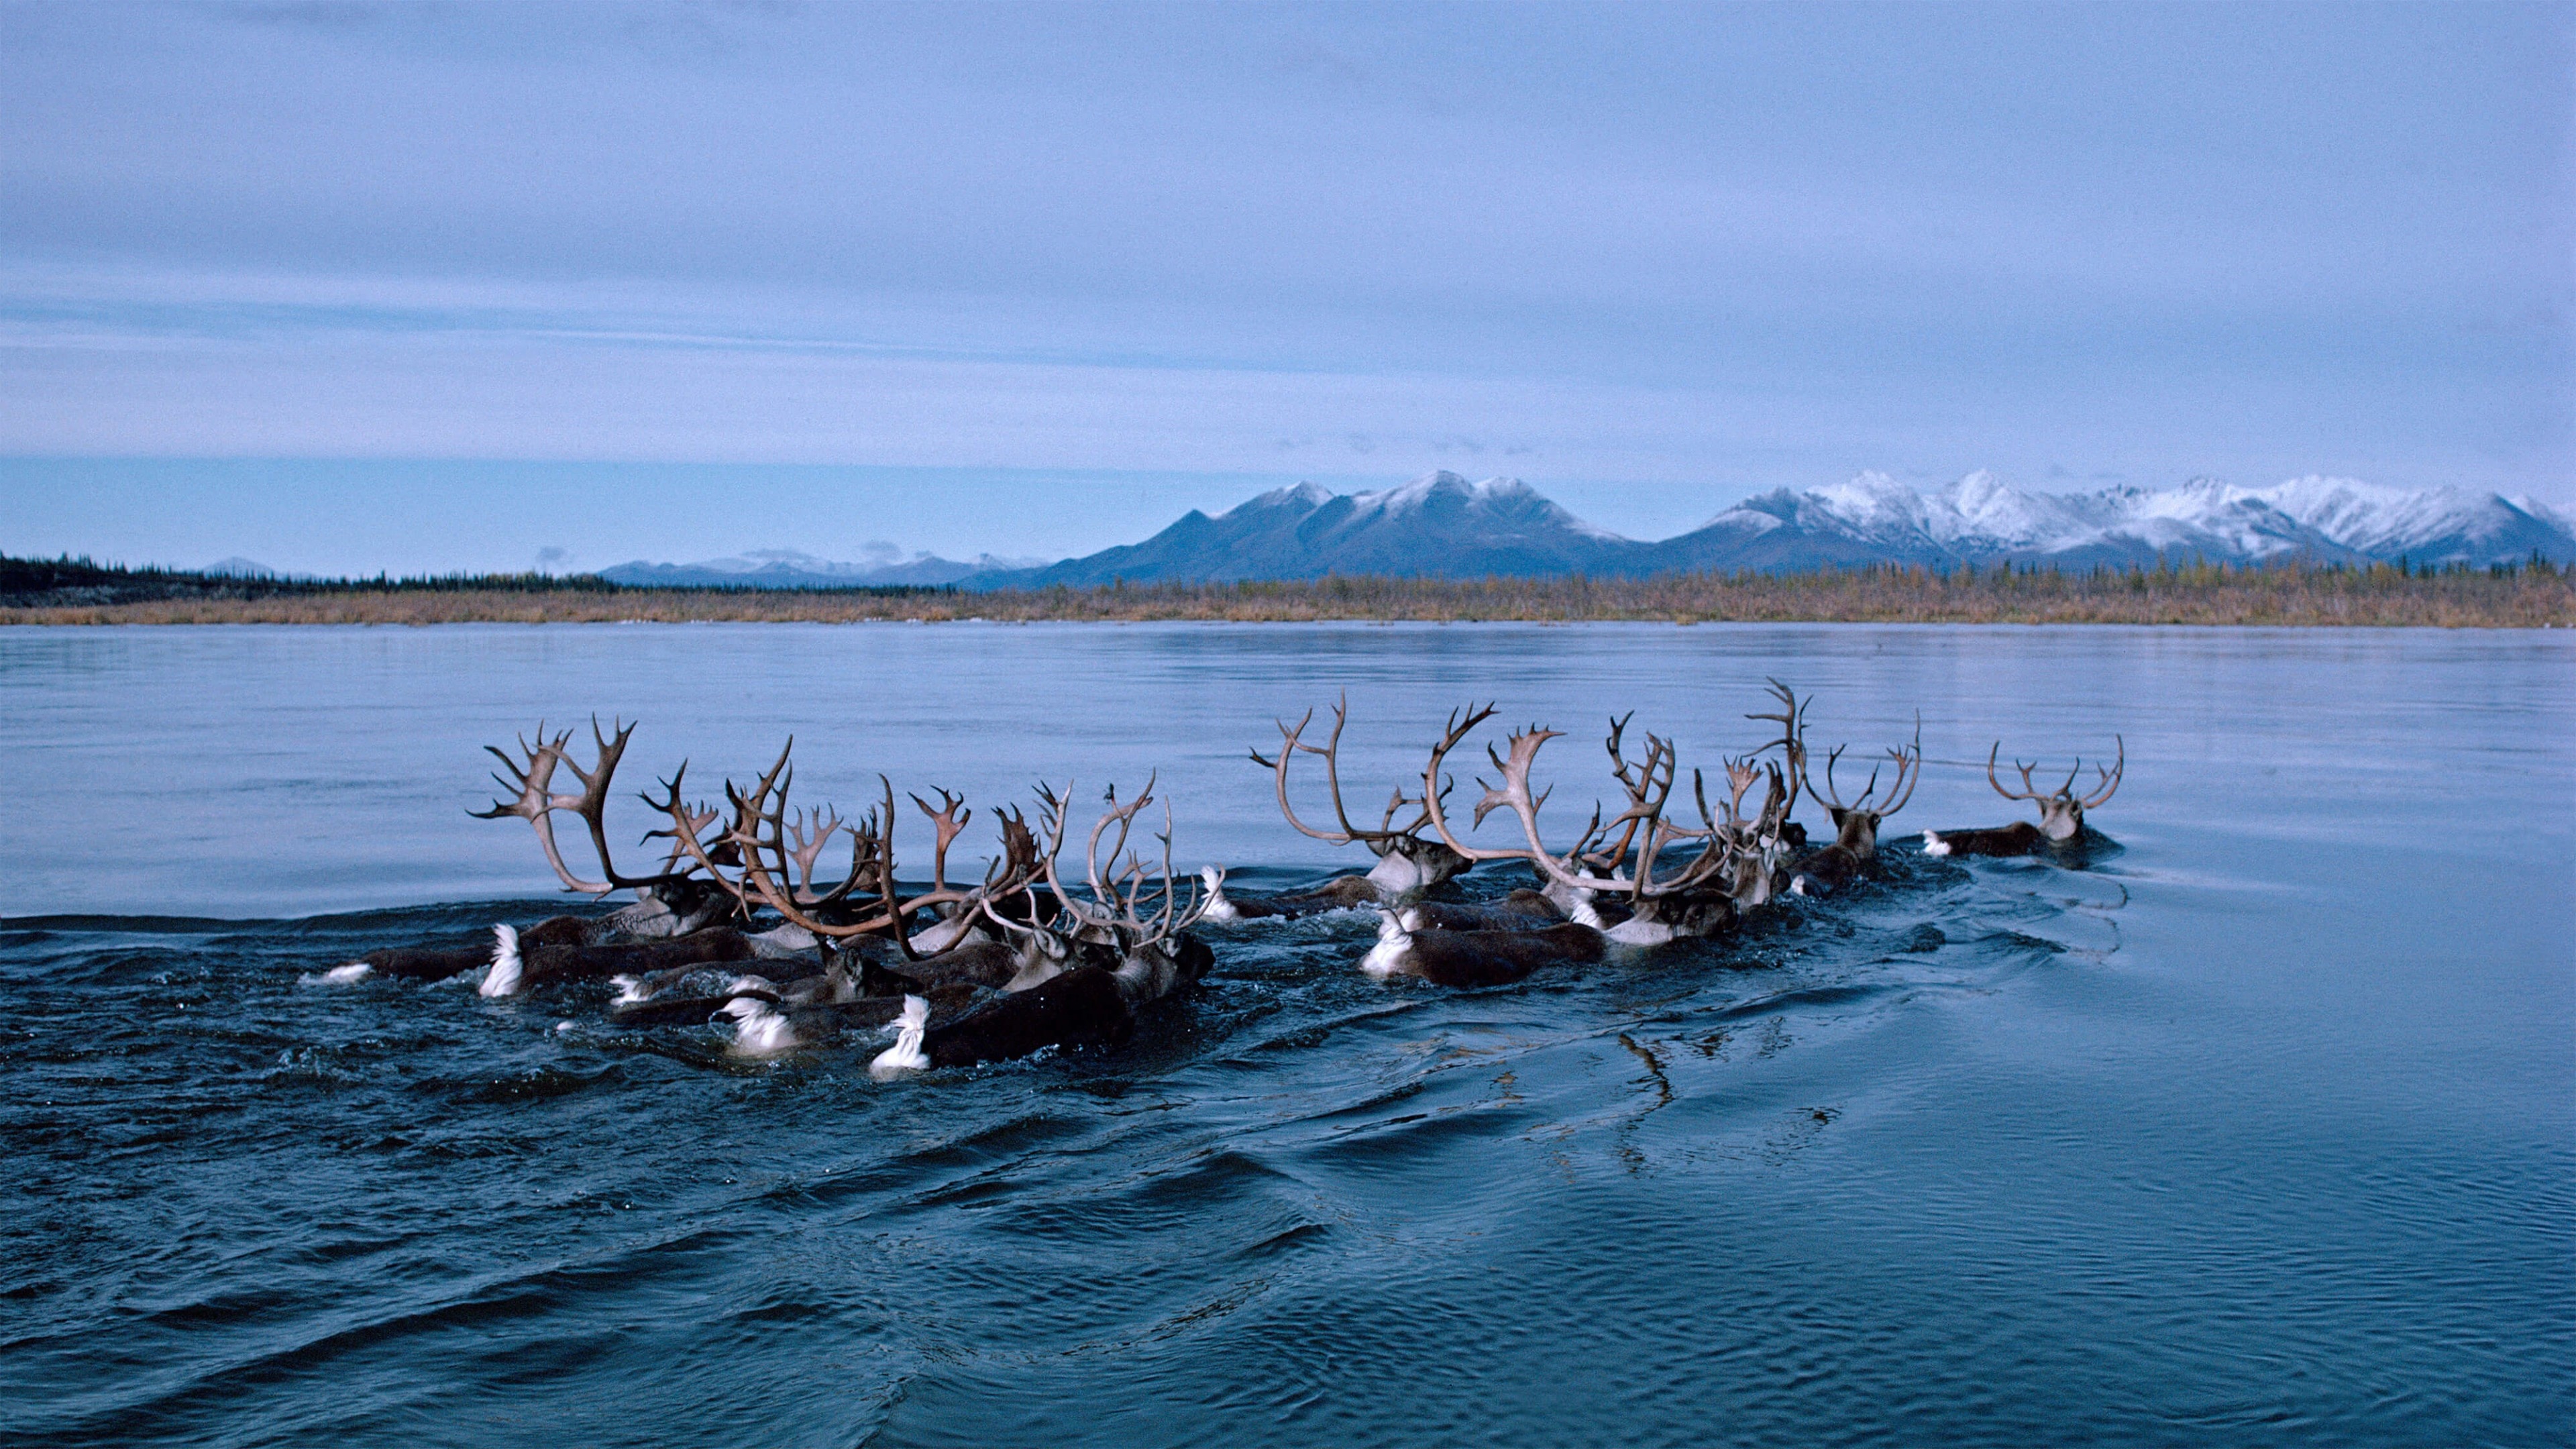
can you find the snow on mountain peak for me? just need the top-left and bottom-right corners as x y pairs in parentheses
(1230, 481), (1335, 515)
(1355, 470), (1474, 513)
(1686, 469), (2572, 566)
(1784, 469), (2089, 551)
(2241, 475), (2512, 554)
(1809, 470), (1930, 536)
(1935, 470), (2100, 549)
(1340, 472), (1623, 539)
(2511, 494), (2571, 531)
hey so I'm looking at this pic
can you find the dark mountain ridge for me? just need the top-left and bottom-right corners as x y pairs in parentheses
(584, 469), (2576, 590)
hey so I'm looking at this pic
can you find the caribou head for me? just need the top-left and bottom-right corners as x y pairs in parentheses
(1988, 737), (2123, 841)
(1252, 696), (1471, 898)
(1415, 704), (1758, 947)
(1804, 716), (1922, 861)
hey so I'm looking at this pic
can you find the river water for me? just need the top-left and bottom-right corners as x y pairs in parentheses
(2, 623), (2569, 1447)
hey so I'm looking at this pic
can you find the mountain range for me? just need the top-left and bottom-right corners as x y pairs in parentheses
(598, 547), (1045, 590)
(597, 470), (2576, 589)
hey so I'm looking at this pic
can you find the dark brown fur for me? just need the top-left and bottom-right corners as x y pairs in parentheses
(1387, 922), (1605, 987)
(356, 943), (493, 980)
(517, 926), (755, 989)
(865, 940), (1024, 995)
(683, 981), (985, 1038)
(910, 932), (1211, 1068)
(1403, 890), (1566, 932)
(1792, 844), (1863, 892)
(1626, 890), (1737, 937)
(926, 965), (1134, 1067)
(1243, 874), (1390, 916)
(1926, 821), (2047, 857)
(354, 914), (604, 980)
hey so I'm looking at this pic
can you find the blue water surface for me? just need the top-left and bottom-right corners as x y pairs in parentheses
(1, 623), (2569, 1447)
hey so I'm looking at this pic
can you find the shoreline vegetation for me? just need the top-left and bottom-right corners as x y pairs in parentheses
(3, 553), (2569, 628)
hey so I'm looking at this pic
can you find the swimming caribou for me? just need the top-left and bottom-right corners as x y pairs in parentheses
(1342, 697), (1806, 983)
(321, 684), (2131, 1059)
(355, 715), (1222, 1071)
(1786, 718), (1923, 895)
(1216, 695), (1475, 917)
(1923, 739), (2125, 857)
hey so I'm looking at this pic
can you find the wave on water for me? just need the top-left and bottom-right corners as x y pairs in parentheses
(1, 845), (2096, 1443)
(6, 834), (2569, 1449)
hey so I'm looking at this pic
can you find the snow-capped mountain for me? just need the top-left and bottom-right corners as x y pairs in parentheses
(982, 470), (2570, 586)
(598, 470), (2571, 590)
(1007, 471), (1632, 586)
(2239, 476), (2572, 565)
(599, 546), (1040, 589)
(1653, 472), (2573, 572)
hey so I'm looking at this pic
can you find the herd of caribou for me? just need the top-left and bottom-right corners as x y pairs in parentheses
(329, 682), (2123, 1079)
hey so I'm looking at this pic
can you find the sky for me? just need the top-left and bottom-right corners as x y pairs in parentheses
(1, 0), (2569, 576)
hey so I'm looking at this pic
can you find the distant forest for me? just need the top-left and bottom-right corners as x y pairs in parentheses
(3, 551), (2568, 627)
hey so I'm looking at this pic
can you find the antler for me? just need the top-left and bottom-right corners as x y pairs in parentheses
(641, 765), (721, 875)
(472, 717), (698, 894)
(643, 759), (749, 902)
(472, 716), (1214, 956)
(470, 724), (603, 892)
(981, 804), (1039, 894)
(1599, 721), (1725, 898)
(1987, 743), (2049, 802)
(718, 737), (798, 894)
(1416, 704), (1750, 902)
(1990, 735), (2125, 808)
(910, 788), (972, 892)
(1754, 761), (1790, 839)
(783, 804), (855, 904)
(1725, 758), (1760, 822)
(1809, 744), (1863, 812)
(1253, 696), (1442, 856)
(2081, 736), (2125, 808)
(730, 773), (921, 943)
(1122, 794), (1205, 947)
(1419, 706), (1625, 895)
(1031, 777), (1201, 949)
(1876, 714), (1923, 816)
(1748, 679), (1809, 824)
(1585, 714), (1686, 875)
(1806, 713), (1921, 817)
(1032, 780), (1118, 940)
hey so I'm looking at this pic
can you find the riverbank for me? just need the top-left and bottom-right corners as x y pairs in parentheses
(5, 561), (2570, 627)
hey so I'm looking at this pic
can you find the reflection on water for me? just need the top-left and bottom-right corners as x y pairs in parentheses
(1, 623), (2569, 1447)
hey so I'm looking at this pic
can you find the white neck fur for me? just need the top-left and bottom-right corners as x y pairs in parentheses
(478, 924), (524, 998)
(869, 996), (932, 1079)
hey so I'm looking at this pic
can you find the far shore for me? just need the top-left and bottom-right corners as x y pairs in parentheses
(4, 561), (2569, 629)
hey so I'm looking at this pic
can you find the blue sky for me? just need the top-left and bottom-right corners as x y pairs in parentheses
(1, 0), (2568, 575)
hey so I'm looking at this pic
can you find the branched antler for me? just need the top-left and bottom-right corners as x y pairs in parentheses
(472, 717), (700, 895)
(1413, 702), (1767, 905)
(911, 788), (972, 892)
(1031, 776), (1203, 951)
(1748, 680), (1810, 826)
(1807, 713), (1922, 819)
(1990, 735), (2123, 808)
(472, 720), (1203, 957)
(1252, 695), (1450, 859)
